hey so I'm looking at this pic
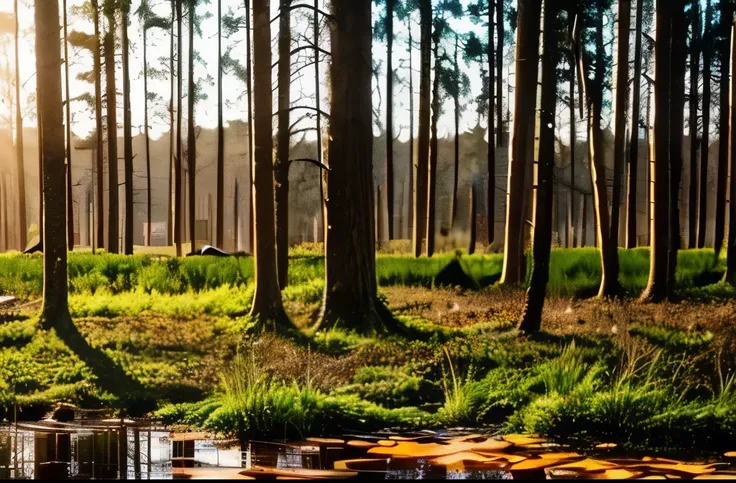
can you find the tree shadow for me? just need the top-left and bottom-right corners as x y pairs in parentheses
(53, 317), (157, 417)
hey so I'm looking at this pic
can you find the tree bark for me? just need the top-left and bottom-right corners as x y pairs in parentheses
(627, 0), (644, 249)
(715, 1), (732, 258)
(501, 0), (541, 285)
(611, 0), (630, 253)
(175, 0), (183, 256)
(386, 0), (395, 240)
(168, 0), (175, 247)
(216, 0), (224, 248)
(726, 21), (736, 285)
(317, 0), (398, 334)
(413, 0), (431, 258)
(495, 0), (503, 148)
(123, 6), (134, 255)
(14, 0), (26, 251)
(143, 19), (152, 246)
(249, 0), (291, 330)
(105, 4), (119, 254)
(669, 0), (687, 297)
(94, 1), (104, 253)
(518, 0), (557, 335)
(63, 0), (74, 251)
(451, 32), (460, 229)
(276, 0), (291, 287)
(35, 0), (72, 328)
(487, 2), (496, 244)
(246, 0), (255, 253)
(426, 20), (441, 258)
(408, 23), (414, 244)
(468, 184), (476, 254)
(641, 0), (671, 303)
(698, 0), (712, 249)
(688, 0), (700, 249)
(187, 0), (197, 252)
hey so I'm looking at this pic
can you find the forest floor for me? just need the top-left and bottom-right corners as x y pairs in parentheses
(0, 245), (734, 458)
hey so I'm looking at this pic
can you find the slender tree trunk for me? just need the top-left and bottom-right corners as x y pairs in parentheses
(250, 0), (291, 330)
(246, 0), (255, 253)
(468, 184), (476, 254)
(688, 0), (700, 249)
(168, 0), (175, 247)
(585, 4), (621, 297)
(317, 0), (398, 334)
(175, 0), (183, 256)
(669, 0), (687, 296)
(495, 0), (503, 148)
(413, 0), (431, 258)
(487, 3), (496, 244)
(216, 0), (225, 248)
(715, 1), (732, 258)
(143, 26), (152, 246)
(569, 53), (576, 248)
(611, 0), (629, 253)
(627, 0), (644, 249)
(275, 0), (291, 287)
(314, 0), (324, 247)
(63, 0), (74, 251)
(641, 0), (671, 302)
(519, 0), (557, 334)
(122, 7), (134, 255)
(408, 23), (414, 244)
(426, 23), (441, 258)
(35, 0), (72, 328)
(105, 6), (119, 254)
(94, 1), (104, 253)
(187, 0), (196, 251)
(501, 0), (541, 285)
(451, 32), (460, 229)
(234, 180), (239, 250)
(14, 0), (26, 250)
(726, 22), (736, 285)
(698, 0), (712, 249)
(386, 0), (395, 240)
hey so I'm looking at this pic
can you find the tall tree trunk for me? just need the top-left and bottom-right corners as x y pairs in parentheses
(518, 0), (557, 334)
(216, 0), (224, 248)
(501, 0), (541, 285)
(641, 0), (671, 302)
(105, 5), (119, 254)
(495, 0), (503, 148)
(317, 0), (398, 334)
(627, 0), (644, 249)
(688, 0), (700, 249)
(275, 0), (291, 287)
(468, 184), (476, 254)
(669, 0), (687, 296)
(386, 0), (395, 240)
(698, 0), (712, 249)
(168, 0), (175, 247)
(94, 1), (104, 253)
(175, 0), (183, 256)
(611, 0), (629, 253)
(487, 3), (496, 244)
(35, 0), (72, 328)
(143, 23), (152, 246)
(585, 3), (621, 297)
(14, 0), (26, 250)
(413, 0), (431, 258)
(569, 51), (576, 248)
(246, 0), (255, 253)
(451, 32), (460, 229)
(250, 0), (291, 330)
(122, 6), (134, 255)
(187, 0), (196, 251)
(726, 21), (736, 285)
(314, 0), (324, 247)
(715, 1), (732, 258)
(63, 0), (74, 251)
(408, 22), (414, 244)
(426, 23), (441, 258)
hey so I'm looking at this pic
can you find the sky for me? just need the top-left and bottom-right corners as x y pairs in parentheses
(0, 0), (493, 145)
